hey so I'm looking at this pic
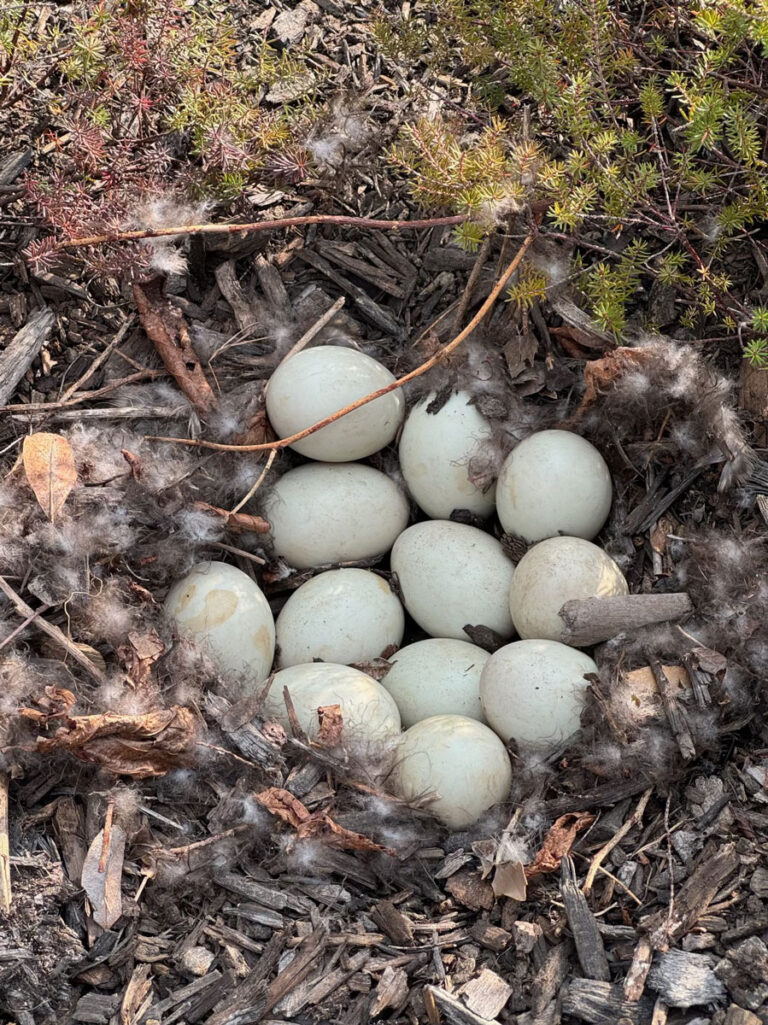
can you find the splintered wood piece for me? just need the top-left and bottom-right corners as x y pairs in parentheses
(725, 1005), (764, 1025)
(648, 659), (697, 760)
(369, 965), (409, 1018)
(642, 843), (739, 947)
(469, 921), (512, 952)
(0, 307), (55, 405)
(563, 979), (654, 1025)
(560, 857), (610, 981)
(558, 593), (693, 646)
(459, 969), (513, 1020)
(370, 900), (415, 946)
(214, 260), (261, 334)
(424, 985), (503, 1025)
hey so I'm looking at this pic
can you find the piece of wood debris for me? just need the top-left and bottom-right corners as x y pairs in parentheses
(297, 248), (404, 338)
(0, 307), (55, 406)
(725, 1005), (764, 1025)
(369, 964), (410, 1017)
(469, 921), (512, 952)
(445, 869), (495, 911)
(560, 857), (610, 982)
(214, 260), (261, 334)
(647, 949), (725, 1007)
(563, 978), (655, 1025)
(642, 843), (739, 946)
(512, 920), (542, 955)
(370, 899), (414, 945)
(424, 984), (502, 1025)
(459, 969), (513, 1020)
(531, 941), (572, 1014)
(558, 593), (692, 647)
(0, 772), (9, 914)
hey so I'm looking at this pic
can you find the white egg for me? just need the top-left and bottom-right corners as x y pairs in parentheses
(508, 536), (628, 644)
(164, 561), (275, 693)
(262, 662), (401, 742)
(391, 520), (515, 641)
(382, 638), (490, 727)
(276, 569), (404, 668)
(496, 429), (612, 542)
(399, 391), (496, 518)
(265, 346), (405, 461)
(263, 462), (410, 569)
(392, 715), (512, 829)
(480, 639), (598, 749)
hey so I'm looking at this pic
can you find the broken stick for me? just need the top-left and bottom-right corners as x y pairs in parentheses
(558, 593), (692, 647)
(0, 307), (55, 405)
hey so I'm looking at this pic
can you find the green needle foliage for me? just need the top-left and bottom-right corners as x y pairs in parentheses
(376, 0), (768, 360)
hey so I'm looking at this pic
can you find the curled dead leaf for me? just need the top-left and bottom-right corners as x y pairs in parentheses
(255, 786), (394, 854)
(572, 347), (653, 419)
(525, 812), (594, 880)
(24, 705), (198, 778)
(22, 432), (77, 522)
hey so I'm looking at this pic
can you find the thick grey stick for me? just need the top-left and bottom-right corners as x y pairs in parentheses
(0, 308), (55, 405)
(559, 593), (692, 646)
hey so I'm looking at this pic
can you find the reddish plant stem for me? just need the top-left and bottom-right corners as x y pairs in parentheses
(58, 213), (469, 252)
(149, 229), (538, 454)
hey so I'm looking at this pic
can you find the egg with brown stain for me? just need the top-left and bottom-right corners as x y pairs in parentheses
(165, 561), (275, 693)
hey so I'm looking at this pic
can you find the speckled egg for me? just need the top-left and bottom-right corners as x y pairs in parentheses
(480, 639), (598, 749)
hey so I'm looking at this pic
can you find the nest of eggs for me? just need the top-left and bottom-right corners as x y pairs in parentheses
(2, 317), (764, 845)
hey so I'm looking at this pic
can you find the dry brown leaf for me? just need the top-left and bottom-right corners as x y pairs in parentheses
(81, 823), (126, 929)
(492, 860), (528, 901)
(117, 629), (165, 689)
(121, 449), (142, 481)
(22, 432), (77, 522)
(525, 812), (595, 880)
(315, 704), (343, 747)
(254, 787), (311, 827)
(19, 685), (76, 723)
(572, 347), (653, 419)
(297, 812), (395, 854)
(255, 787), (394, 854)
(133, 277), (217, 415)
(27, 706), (198, 778)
